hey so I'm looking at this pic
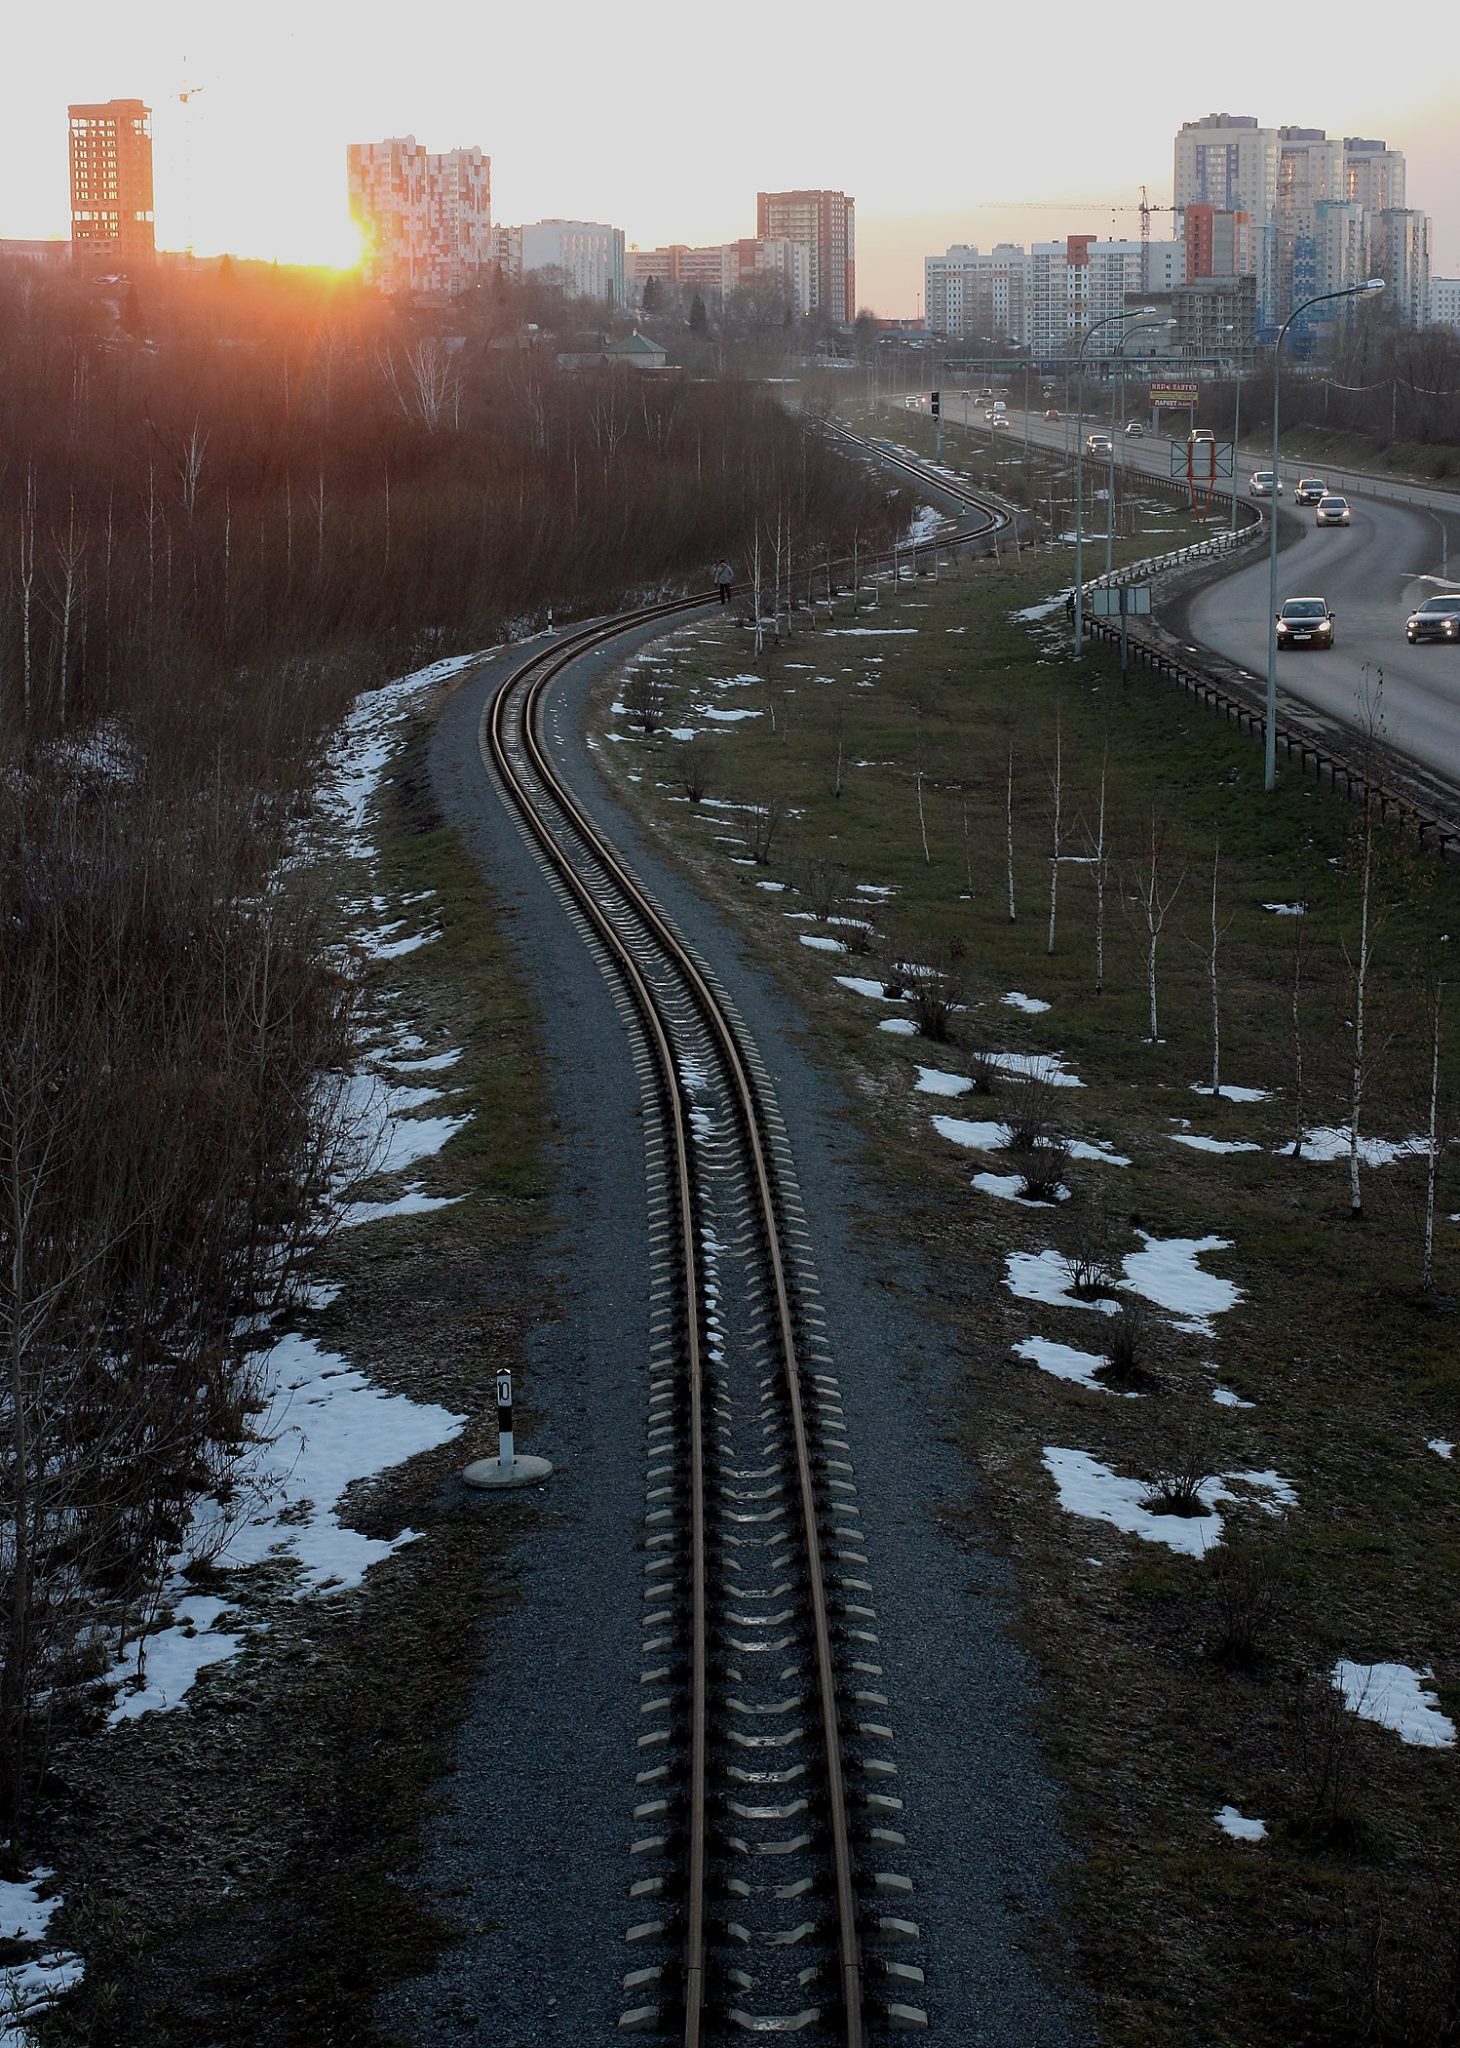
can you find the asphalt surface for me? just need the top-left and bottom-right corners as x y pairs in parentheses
(380, 618), (1093, 2047)
(932, 394), (1460, 784)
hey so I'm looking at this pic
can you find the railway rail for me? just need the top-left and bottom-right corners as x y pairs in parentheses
(481, 524), (1028, 2037)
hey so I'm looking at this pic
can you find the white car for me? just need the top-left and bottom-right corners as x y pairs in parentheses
(1315, 495), (1351, 527)
(1124, 422), (1145, 437)
(1250, 471), (1283, 497)
(1087, 434), (1113, 457)
(992, 414), (1012, 430)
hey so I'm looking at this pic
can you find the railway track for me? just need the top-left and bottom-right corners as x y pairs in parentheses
(481, 475), (1005, 2041)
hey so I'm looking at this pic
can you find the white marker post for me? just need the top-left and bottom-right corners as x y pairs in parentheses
(463, 1367), (553, 1490)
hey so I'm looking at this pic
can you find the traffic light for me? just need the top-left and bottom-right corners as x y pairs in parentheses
(930, 390), (941, 417)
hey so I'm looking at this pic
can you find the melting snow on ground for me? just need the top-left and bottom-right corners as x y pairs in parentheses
(0, 1872), (83, 2047)
(1215, 1807), (1268, 1842)
(972, 1170), (1070, 1206)
(879, 1017), (919, 1036)
(107, 1329), (465, 1725)
(1169, 1132), (1262, 1155)
(1190, 1081), (1270, 1103)
(1014, 1336), (1133, 1396)
(836, 974), (903, 1001)
(1002, 991), (1051, 1014)
(1263, 902), (1306, 915)
(1429, 1440), (1455, 1460)
(1042, 1449), (1295, 1556)
(933, 1115), (1012, 1152)
(1333, 1661), (1456, 1748)
(988, 1051), (1084, 1088)
(799, 933), (847, 953)
(916, 1066), (971, 1098)
(1121, 1232), (1241, 1335)
(1288, 1127), (1429, 1166)
(103, 649), (484, 1724)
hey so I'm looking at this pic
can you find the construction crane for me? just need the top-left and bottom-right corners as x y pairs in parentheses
(977, 190), (1185, 291)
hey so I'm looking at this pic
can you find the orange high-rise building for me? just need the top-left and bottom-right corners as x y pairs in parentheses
(69, 99), (155, 268)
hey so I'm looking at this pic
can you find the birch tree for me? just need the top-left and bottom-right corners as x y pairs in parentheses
(1128, 816), (1185, 1043)
(1203, 838), (1235, 1095)
(1046, 712), (1062, 956)
(1421, 943), (1448, 1291)
(1005, 738), (1017, 923)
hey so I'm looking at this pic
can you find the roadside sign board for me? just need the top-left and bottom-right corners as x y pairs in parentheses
(1150, 381), (1199, 410)
(1170, 440), (1236, 478)
(1090, 585), (1152, 617)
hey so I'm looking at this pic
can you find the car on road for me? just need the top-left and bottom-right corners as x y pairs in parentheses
(1189, 428), (1215, 444)
(1294, 478), (1328, 506)
(1315, 495), (1352, 527)
(1250, 470), (1283, 497)
(1124, 421), (1145, 436)
(992, 414), (1012, 430)
(1043, 408), (1061, 419)
(1405, 593), (1460, 644)
(1276, 597), (1336, 650)
(1087, 433), (1113, 456)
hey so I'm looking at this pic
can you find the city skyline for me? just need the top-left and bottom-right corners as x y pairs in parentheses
(6, 0), (1457, 312)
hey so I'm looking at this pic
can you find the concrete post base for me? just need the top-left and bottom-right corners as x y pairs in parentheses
(462, 1453), (554, 1490)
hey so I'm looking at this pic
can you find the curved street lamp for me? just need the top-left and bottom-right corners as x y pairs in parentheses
(1072, 307), (1160, 655)
(1263, 277), (1386, 789)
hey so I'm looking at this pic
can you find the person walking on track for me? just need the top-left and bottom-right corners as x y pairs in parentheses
(713, 560), (734, 605)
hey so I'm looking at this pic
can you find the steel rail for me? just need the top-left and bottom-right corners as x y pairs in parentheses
(479, 596), (880, 2045)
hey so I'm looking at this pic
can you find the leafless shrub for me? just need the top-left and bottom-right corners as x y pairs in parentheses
(1141, 1430), (1219, 1518)
(796, 853), (846, 921)
(621, 664), (670, 734)
(1005, 1075), (1058, 1153)
(1283, 1664), (1369, 1851)
(741, 794), (785, 865)
(1096, 1302), (1159, 1391)
(889, 943), (962, 1043)
(677, 735), (713, 803)
(1202, 1537), (1287, 1670)
(840, 916), (877, 958)
(967, 1050), (1001, 1096)
(1018, 1139), (1070, 1204)
(1062, 1191), (1123, 1300)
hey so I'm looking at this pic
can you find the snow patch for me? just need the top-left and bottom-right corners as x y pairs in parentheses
(1170, 1133), (1261, 1155)
(1002, 991), (1051, 1014)
(799, 933), (847, 954)
(1014, 1336), (1133, 1395)
(1215, 1806), (1268, 1842)
(1288, 1127), (1429, 1166)
(1333, 1661), (1456, 1748)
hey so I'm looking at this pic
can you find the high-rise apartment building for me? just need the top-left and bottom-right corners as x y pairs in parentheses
(68, 99), (154, 269)
(923, 245), (1029, 345)
(1174, 115), (1279, 322)
(1184, 206), (1254, 282)
(347, 137), (491, 296)
(1343, 138), (1406, 215)
(756, 191), (855, 325)
(1375, 209), (1431, 328)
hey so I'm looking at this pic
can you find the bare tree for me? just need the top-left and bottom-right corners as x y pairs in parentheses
(1046, 711), (1062, 956)
(1005, 737), (1017, 923)
(1127, 815), (1185, 1043)
(1202, 838), (1235, 1095)
(741, 793), (784, 865)
(1089, 742), (1109, 993)
(1421, 944), (1448, 1290)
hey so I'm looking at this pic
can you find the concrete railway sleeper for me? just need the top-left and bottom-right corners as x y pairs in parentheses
(481, 575), (1004, 2039)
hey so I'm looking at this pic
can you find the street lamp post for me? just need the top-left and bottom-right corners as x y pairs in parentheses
(1072, 307), (1160, 657)
(1263, 278), (1386, 790)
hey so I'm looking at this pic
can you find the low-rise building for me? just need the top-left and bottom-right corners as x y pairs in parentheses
(518, 220), (626, 305)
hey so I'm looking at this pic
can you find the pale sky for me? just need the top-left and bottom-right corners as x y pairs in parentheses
(7, 0), (1457, 314)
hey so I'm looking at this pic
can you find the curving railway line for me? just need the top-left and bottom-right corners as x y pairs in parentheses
(479, 465), (1006, 2042)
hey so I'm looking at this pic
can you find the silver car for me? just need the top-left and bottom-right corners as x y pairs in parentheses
(1250, 471), (1283, 498)
(1315, 495), (1352, 527)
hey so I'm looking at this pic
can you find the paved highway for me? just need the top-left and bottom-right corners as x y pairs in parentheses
(934, 392), (1460, 785)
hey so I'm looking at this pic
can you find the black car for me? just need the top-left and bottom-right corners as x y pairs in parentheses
(1294, 478), (1328, 506)
(1276, 597), (1336, 650)
(1406, 593), (1460, 644)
